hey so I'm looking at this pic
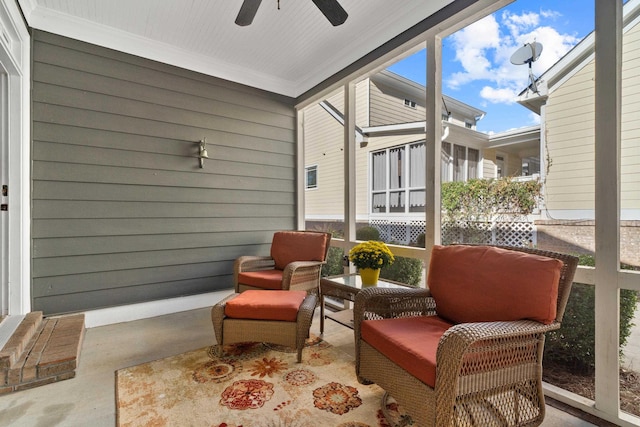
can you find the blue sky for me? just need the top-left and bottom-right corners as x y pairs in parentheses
(387, 0), (596, 134)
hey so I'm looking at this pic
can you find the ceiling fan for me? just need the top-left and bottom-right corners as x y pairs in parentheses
(235, 0), (348, 27)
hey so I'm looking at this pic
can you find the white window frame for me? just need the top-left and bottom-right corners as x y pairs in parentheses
(496, 153), (507, 178)
(441, 142), (481, 182)
(305, 165), (318, 190)
(403, 98), (417, 109)
(370, 141), (426, 215)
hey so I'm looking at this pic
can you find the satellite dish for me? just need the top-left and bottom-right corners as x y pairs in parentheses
(510, 42), (543, 93)
(510, 42), (543, 65)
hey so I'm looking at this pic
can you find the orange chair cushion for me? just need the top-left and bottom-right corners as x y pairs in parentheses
(224, 290), (307, 322)
(238, 269), (284, 290)
(271, 231), (329, 270)
(428, 245), (563, 325)
(361, 315), (453, 388)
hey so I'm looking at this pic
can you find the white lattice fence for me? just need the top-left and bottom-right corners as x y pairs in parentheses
(442, 220), (534, 246)
(369, 219), (535, 247)
(370, 220), (426, 245)
(441, 220), (492, 245)
(494, 221), (535, 246)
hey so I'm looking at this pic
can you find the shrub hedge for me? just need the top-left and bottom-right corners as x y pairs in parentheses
(543, 254), (639, 373)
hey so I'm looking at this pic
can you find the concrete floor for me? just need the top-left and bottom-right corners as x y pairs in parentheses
(0, 307), (598, 427)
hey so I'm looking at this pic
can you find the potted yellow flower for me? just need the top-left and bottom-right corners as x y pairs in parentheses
(348, 240), (395, 285)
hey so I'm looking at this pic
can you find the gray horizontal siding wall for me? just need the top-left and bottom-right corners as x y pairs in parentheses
(31, 31), (297, 315)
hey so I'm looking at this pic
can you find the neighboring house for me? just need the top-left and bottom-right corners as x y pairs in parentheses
(303, 70), (540, 243)
(518, 0), (640, 222)
(516, 0), (640, 265)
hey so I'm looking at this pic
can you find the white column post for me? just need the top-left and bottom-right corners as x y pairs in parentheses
(425, 36), (442, 262)
(594, 0), (622, 416)
(296, 110), (305, 230)
(344, 82), (357, 271)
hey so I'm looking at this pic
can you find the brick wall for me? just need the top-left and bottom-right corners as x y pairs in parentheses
(535, 220), (640, 267)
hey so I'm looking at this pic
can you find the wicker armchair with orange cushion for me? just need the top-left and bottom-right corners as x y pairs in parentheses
(234, 230), (331, 294)
(353, 245), (578, 427)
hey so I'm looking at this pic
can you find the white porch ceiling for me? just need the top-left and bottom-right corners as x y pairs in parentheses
(17, 0), (453, 98)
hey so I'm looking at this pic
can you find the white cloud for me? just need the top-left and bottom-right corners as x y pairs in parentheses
(540, 9), (561, 19)
(446, 15), (500, 89)
(444, 7), (581, 105)
(502, 10), (539, 37)
(528, 112), (541, 125)
(479, 86), (520, 104)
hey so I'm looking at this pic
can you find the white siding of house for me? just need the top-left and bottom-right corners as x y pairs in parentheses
(544, 59), (596, 211)
(303, 80), (371, 220)
(622, 22), (640, 210)
(357, 79), (370, 127)
(482, 150), (499, 178)
(544, 21), (640, 213)
(369, 81), (425, 126)
(303, 89), (345, 218)
(303, 76), (493, 221)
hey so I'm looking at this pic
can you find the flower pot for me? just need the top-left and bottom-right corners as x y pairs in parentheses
(359, 268), (380, 286)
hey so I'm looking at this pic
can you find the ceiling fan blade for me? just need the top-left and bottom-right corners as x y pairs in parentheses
(312, 0), (348, 26)
(235, 0), (262, 26)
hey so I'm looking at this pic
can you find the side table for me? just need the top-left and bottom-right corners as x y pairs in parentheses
(319, 273), (410, 333)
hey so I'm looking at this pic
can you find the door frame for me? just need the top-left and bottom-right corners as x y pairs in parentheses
(0, 0), (31, 315)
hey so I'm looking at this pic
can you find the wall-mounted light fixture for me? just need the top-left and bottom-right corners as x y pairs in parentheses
(197, 138), (210, 168)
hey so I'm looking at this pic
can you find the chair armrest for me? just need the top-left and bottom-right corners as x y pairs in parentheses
(211, 293), (240, 346)
(353, 287), (435, 380)
(434, 319), (560, 413)
(354, 287), (435, 321)
(281, 261), (324, 293)
(296, 293), (318, 325)
(353, 287), (436, 357)
(438, 319), (559, 360)
(234, 255), (275, 272)
(233, 256), (275, 291)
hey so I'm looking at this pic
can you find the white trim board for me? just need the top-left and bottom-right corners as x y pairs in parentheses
(0, 0), (31, 316)
(83, 290), (234, 328)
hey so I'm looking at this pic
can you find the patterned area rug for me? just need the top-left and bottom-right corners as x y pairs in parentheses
(116, 338), (412, 426)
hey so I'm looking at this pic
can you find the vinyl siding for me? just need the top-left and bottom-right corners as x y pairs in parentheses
(544, 59), (596, 211)
(302, 90), (345, 218)
(303, 81), (369, 219)
(303, 77), (493, 220)
(482, 150), (498, 178)
(622, 22), (640, 209)
(31, 31), (296, 315)
(369, 80), (425, 126)
(544, 20), (640, 213)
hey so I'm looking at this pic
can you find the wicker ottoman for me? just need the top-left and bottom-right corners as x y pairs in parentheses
(211, 289), (317, 362)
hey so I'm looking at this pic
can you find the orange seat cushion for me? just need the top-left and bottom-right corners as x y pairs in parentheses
(238, 269), (284, 290)
(428, 245), (563, 325)
(361, 315), (454, 388)
(224, 290), (307, 322)
(271, 231), (329, 270)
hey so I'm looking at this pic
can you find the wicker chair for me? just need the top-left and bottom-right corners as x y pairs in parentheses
(353, 245), (578, 427)
(234, 230), (331, 294)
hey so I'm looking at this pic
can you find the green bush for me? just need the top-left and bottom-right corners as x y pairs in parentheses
(356, 226), (380, 241)
(441, 178), (542, 222)
(416, 233), (425, 248)
(543, 254), (639, 373)
(380, 256), (423, 287)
